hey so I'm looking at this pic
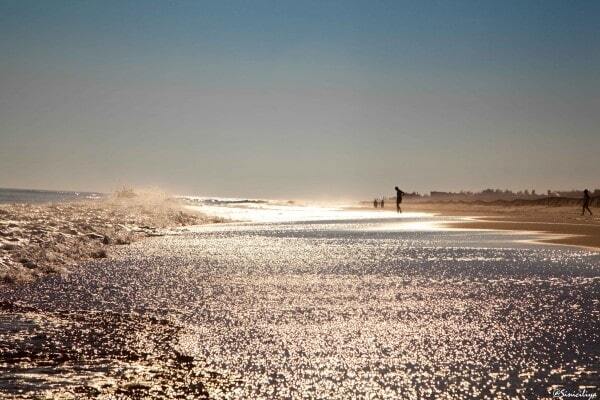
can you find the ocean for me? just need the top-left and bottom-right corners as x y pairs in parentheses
(1, 202), (598, 398)
(0, 187), (104, 204)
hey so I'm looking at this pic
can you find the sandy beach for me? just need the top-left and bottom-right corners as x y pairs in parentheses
(0, 194), (220, 284)
(368, 201), (600, 251)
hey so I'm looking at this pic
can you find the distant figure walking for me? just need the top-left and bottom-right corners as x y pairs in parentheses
(582, 189), (593, 216)
(380, 198), (385, 208)
(373, 198), (378, 208)
(394, 186), (405, 213)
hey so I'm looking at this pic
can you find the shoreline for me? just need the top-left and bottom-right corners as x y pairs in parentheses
(359, 202), (600, 251)
(3, 197), (598, 286)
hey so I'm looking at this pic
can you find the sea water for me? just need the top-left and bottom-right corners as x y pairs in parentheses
(1, 199), (598, 399)
(0, 187), (103, 204)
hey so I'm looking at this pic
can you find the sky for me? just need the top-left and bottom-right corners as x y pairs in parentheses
(0, 0), (598, 200)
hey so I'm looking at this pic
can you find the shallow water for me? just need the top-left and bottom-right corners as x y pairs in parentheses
(1, 210), (599, 399)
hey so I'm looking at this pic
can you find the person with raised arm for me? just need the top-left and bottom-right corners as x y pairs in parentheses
(394, 187), (405, 213)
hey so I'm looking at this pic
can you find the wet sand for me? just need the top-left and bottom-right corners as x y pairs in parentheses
(374, 202), (600, 250)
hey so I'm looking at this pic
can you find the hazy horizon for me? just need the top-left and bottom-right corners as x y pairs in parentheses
(1, 1), (598, 199)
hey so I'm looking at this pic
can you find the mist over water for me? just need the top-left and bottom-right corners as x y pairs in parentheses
(180, 196), (433, 224)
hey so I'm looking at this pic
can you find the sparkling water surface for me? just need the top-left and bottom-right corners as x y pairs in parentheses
(1, 209), (598, 399)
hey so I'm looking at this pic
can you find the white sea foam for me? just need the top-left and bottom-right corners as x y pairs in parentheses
(0, 194), (217, 283)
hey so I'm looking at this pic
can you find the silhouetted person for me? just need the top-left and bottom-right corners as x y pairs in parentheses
(373, 199), (378, 208)
(395, 186), (405, 213)
(380, 198), (385, 208)
(582, 189), (593, 216)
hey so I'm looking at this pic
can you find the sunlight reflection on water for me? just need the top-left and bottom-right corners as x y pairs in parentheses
(1, 201), (598, 399)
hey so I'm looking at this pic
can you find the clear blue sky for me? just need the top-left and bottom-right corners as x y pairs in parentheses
(1, 0), (598, 199)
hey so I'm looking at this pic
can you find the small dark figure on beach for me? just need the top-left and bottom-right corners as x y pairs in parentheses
(395, 186), (405, 213)
(373, 199), (378, 208)
(380, 198), (385, 208)
(582, 189), (593, 216)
